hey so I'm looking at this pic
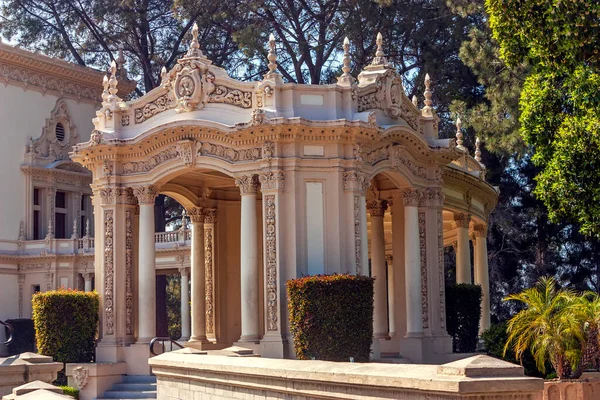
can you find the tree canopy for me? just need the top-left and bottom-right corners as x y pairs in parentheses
(486, 0), (600, 237)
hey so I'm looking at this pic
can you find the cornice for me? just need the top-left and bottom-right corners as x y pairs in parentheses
(0, 42), (136, 103)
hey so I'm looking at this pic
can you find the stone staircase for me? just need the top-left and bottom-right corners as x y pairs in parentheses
(97, 375), (157, 400)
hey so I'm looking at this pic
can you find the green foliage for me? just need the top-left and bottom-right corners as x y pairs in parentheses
(31, 289), (99, 364)
(503, 277), (592, 379)
(481, 322), (550, 378)
(445, 284), (482, 353)
(166, 274), (182, 340)
(286, 274), (374, 362)
(486, 0), (600, 237)
(59, 386), (79, 399)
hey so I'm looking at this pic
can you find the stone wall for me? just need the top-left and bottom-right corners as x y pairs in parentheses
(149, 351), (543, 400)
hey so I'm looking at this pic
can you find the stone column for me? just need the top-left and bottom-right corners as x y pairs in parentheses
(368, 200), (389, 339)
(83, 273), (93, 292)
(386, 254), (396, 337)
(403, 189), (422, 336)
(454, 213), (471, 284)
(179, 267), (191, 341)
(134, 185), (159, 343)
(235, 175), (261, 343)
(187, 207), (208, 345)
(46, 187), (57, 238)
(203, 209), (217, 341)
(342, 171), (370, 275)
(473, 224), (491, 334)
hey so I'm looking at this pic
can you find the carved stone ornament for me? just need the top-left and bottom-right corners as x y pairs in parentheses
(203, 208), (217, 224)
(104, 209), (114, 335)
(122, 147), (179, 174)
(473, 224), (488, 238)
(343, 171), (369, 193)
(402, 188), (420, 207)
(235, 175), (260, 194)
(187, 207), (204, 223)
(437, 209), (446, 328)
(209, 84), (252, 108)
(125, 209), (133, 335)
(18, 274), (24, 318)
(134, 185), (160, 205)
(420, 188), (444, 207)
(72, 366), (89, 390)
(357, 69), (420, 130)
(419, 211), (429, 329)
(249, 108), (269, 126)
(205, 226), (214, 334)
(354, 195), (363, 274)
(134, 93), (175, 124)
(391, 147), (427, 179)
(453, 213), (471, 229)
(262, 141), (275, 160)
(265, 194), (278, 331)
(197, 141), (261, 163)
(259, 170), (284, 191)
(31, 99), (80, 162)
(177, 140), (196, 166)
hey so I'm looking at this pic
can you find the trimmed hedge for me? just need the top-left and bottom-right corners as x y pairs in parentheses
(32, 289), (99, 364)
(445, 283), (482, 353)
(287, 274), (374, 362)
(60, 386), (79, 399)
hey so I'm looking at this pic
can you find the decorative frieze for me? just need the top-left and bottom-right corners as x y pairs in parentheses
(125, 209), (133, 336)
(419, 211), (428, 329)
(177, 140), (196, 166)
(259, 170), (284, 191)
(391, 148), (427, 179)
(134, 185), (160, 205)
(453, 213), (471, 229)
(104, 209), (114, 335)
(197, 142), (261, 162)
(134, 93), (175, 124)
(264, 194), (278, 331)
(208, 85), (252, 108)
(122, 147), (179, 174)
(235, 175), (260, 195)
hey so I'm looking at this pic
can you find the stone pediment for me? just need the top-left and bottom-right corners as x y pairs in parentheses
(30, 99), (80, 163)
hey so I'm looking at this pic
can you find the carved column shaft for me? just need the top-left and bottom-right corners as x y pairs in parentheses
(454, 213), (471, 284)
(368, 200), (389, 339)
(403, 188), (423, 335)
(473, 224), (490, 334)
(188, 207), (208, 344)
(203, 209), (217, 340)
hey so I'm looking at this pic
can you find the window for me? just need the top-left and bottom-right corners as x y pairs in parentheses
(55, 191), (66, 208)
(32, 285), (40, 294)
(55, 213), (66, 239)
(33, 188), (40, 206)
(33, 210), (40, 240)
(81, 195), (86, 211)
(55, 123), (65, 141)
(81, 216), (86, 236)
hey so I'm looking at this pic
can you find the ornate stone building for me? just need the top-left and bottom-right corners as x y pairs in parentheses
(68, 27), (497, 373)
(0, 26), (497, 373)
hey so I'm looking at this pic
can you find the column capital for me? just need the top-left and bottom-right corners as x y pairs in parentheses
(46, 187), (57, 196)
(453, 213), (471, 229)
(259, 170), (284, 191)
(367, 199), (388, 217)
(179, 267), (190, 276)
(97, 187), (116, 205)
(187, 207), (204, 223)
(203, 208), (217, 224)
(402, 188), (420, 207)
(419, 187), (444, 207)
(133, 185), (160, 204)
(235, 174), (260, 195)
(116, 187), (137, 205)
(343, 170), (370, 194)
(473, 223), (488, 237)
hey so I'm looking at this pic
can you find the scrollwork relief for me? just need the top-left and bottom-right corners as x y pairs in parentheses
(209, 85), (252, 108)
(419, 212), (428, 329)
(122, 147), (179, 174)
(134, 93), (175, 124)
(205, 226), (214, 334)
(265, 194), (278, 331)
(125, 209), (133, 335)
(104, 209), (114, 335)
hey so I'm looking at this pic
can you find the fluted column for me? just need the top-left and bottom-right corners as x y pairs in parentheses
(83, 273), (93, 292)
(235, 175), (261, 342)
(134, 185), (159, 343)
(187, 207), (208, 344)
(179, 267), (191, 341)
(385, 254), (396, 337)
(368, 200), (388, 339)
(473, 224), (490, 334)
(454, 213), (471, 284)
(403, 189), (423, 336)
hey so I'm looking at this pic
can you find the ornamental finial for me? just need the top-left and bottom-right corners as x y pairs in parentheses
(160, 66), (168, 85)
(422, 73), (433, 117)
(267, 33), (277, 74)
(371, 32), (388, 66)
(185, 22), (204, 58)
(342, 37), (351, 76)
(71, 218), (78, 239)
(475, 136), (483, 163)
(412, 95), (418, 108)
(456, 117), (465, 150)
(101, 75), (109, 104)
(85, 219), (90, 237)
(107, 61), (119, 102)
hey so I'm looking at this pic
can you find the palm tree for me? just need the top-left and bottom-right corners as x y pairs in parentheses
(575, 292), (600, 372)
(503, 277), (585, 379)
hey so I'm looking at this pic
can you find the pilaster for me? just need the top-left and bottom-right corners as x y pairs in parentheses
(203, 209), (217, 342)
(342, 170), (370, 275)
(258, 170), (286, 358)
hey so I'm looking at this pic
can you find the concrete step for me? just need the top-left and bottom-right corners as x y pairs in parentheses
(99, 390), (157, 399)
(111, 383), (157, 392)
(121, 375), (157, 384)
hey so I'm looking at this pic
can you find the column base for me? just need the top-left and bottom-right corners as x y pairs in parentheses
(260, 336), (286, 358)
(237, 335), (261, 343)
(399, 334), (453, 364)
(122, 343), (153, 375)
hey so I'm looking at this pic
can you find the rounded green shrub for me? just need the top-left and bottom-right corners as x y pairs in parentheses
(60, 386), (79, 399)
(286, 274), (374, 362)
(445, 283), (482, 353)
(32, 289), (99, 364)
